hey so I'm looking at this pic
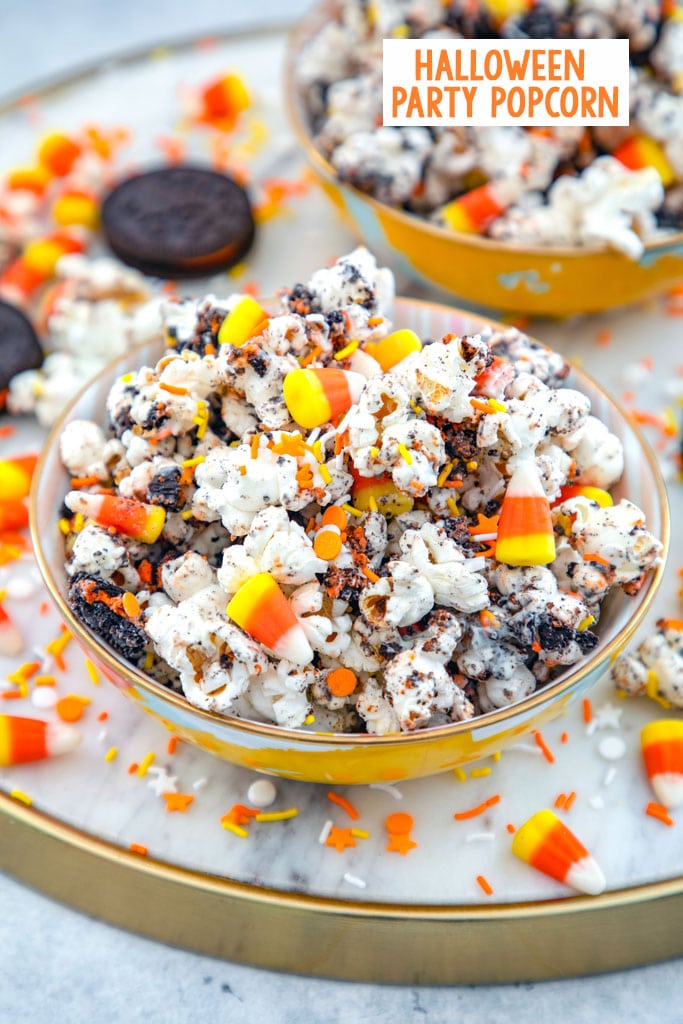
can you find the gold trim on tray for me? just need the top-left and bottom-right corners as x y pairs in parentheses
(1, 791), (683, 982)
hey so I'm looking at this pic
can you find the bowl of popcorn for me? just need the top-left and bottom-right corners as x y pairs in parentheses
(32, 249), (667, 784)
(285, 0), (683, 316)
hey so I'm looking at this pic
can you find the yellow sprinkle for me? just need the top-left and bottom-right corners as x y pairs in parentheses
(58, 518), (71, 535)
(312, 440), (323, 462)
(398, 443), (413, 465)
(105, 747), (118, 763)
(342, 503), (363, 518)
(410, 401), (422, 415)
(578, 615), (595, 632)
(180, 509), (194, 520)
(350, 828), (370, 839)
(333, 339), (359, 361)
(0, 590), (5, 603)
(492, 751), (502, 762)
(368, 495), (379, 513)
(228, 261), (247, 279)
(10, 788), (32, 806)
(391, 21), (410, 36)
(222, 820), (249, 838)
(144, 651), (154, 671)
(466, 460), (478, 472)
(181, 455), (205, 468)
(250, 434), (260, 459)
(453, 767), (468, 782)
(469, 767), (492, 778)
(72, 513), (85, 533)
(34, 675), (55, 687)
(254, 808), (299, 822)
(446, 497), (459, 516)
(46, 631), (73, 658)
(120, 373), (134, 383)
(437, 462), (454, 487)
(319, 464), (332, 485)
(369, 446), (380, 459)
(304, 714), (315, 725)
(488, 399), (507, 413)
(646, 669), (672, 709)
(137, 752), (155, 777)
(85, 658), (100, 685)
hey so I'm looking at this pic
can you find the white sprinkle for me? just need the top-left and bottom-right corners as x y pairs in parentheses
(97, 729), (108, 742)
(588, 795), (605, 811)
(472, 532), (497, 542)
(592, 702), (623, 730)
(5, 575), (37, 600)
(318, 819), (333, 844)
(31, 686), (57, 710)
(465, 831), (495, 843)
(603, 766), (618, 787)
(147, 768), (178, 796)
(247, 778), (277, 808)
(192, 777), (208, 791)
(507, 743), (543, 756)
(369, 783), (403, 800)
(585, 720), (598, 737)
(598, 736), (626, 761)
(343, 872), (367, 889)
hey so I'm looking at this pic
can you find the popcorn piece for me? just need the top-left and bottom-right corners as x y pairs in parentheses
(613, 620), (683, 707)
(218, 507), (326, 593)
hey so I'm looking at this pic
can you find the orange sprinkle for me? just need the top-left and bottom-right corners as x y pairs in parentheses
(325, 826), (357, 852)
(0, 425), (15, 438)
(385, 812), (414, 834)
(167, 736), (179, 755)
(554, 793), (567, 809)
(128, 762), (139, 775)
(70, 474), (101, 489)
(222, 804), (259, 828)
(129, 843), (148, 856)
(1, 690), (22, 700)
(506, 823), (516, 834)
(299, 345), (323, 368)
(386, 832), (417, 855)
(367, 316), (383, 327)
(122, 591), (141, 618)
(250, 434), (260, 459)
(476, 874), (494, 896)
(560, 732), (569, 744)
(327, 667), (358, 698)
(327, 791), (360, 820)
(97, 711), (108, 722)
(313, 528), (342, 561)
(138, 560), (153, 586)
(163, 792), (194, 813)
(239, 465), (247, 476)
(34, 675), (55, 687)
(204, 343), (216, 356)
(39, 601), (49, 615)
(534, 731), (555, 764)
(453, 794), (501, 821)
(582, 552), (611, 567)
(321, 505), (347, 530)
(564, 791), (577, 811)
(55, 694), (90, 722)
(646, 802), (674, 826)
(470, 398), (496, 414)
(595, 328), (612, 347)
(361, 564), (380, 583)
(159, 382), (189, 396)
(582, 698), (592, 724)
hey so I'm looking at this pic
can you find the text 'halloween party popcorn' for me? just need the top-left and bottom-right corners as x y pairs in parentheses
(58, 249), (663, 735)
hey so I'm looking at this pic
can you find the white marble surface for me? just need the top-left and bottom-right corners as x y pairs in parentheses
(1, 2), (683, 1021)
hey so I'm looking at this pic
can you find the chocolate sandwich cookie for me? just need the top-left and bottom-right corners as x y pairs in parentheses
(101, 166), (255, 279)
(0, 299), (43, 396)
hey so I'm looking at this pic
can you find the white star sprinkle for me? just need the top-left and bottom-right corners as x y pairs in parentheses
(147, 766), (178, 796)
(592, 702), (624, 730)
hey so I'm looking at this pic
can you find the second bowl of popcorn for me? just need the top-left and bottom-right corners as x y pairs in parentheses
(286, 0), (683, 315)
(32, 248), (667, 783)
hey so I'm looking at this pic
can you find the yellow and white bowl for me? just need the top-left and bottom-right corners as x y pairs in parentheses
(31, 298), (668, 784)
(284, 5), (683, 317)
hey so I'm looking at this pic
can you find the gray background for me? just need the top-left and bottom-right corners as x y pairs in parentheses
(1, 2), (681, 1021)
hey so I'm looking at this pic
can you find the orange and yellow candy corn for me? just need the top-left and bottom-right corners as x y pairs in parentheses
(217, 296), (269, 347)
(0, 499), (29, 533)
(641, 720), (683, 809)
(613, 135), (676, 188)
(439, 179), (518, 235)
(198, 72), (250, 130)
(283, 368), (365, 430)
(512, 808), (606, 895)
(52, 190), (100, 230)
(227, 572), (313, 666)
(0, 454), (38, 501)
(351, 469), (414, 516)
(37, 132), (82, 177)
(363, 329), (422, 371)
(0, 713), (80, 766)
(551, 484), (613, 508)
(64, 492), (166, 544)
(0, 605), (23, 657)
(495, 461), (555, 566)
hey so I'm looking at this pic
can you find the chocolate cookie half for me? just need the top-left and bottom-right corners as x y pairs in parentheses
(0, 298), (43, 393)
(101, 166), (255, 279)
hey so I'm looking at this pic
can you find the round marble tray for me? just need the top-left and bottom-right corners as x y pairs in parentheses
(1, 25), (682, 984)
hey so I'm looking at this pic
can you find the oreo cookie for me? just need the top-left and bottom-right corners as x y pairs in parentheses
(101, 166), (255, 279)
(0, 298), (43, 394)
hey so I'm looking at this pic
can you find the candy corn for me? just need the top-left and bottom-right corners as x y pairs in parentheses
(0, 605), (23, 656)
(351, 469), (414, 516)
(198, 72), (250, 130)
(6, 165), (51, 195)
(52, 190), (100, 230)
(283, 368), (365, 430)
(0, 499), (29, 533)
(217, 296), (269, 347)
(551, 484), (613, 508)
(227, 572), (313, 666)
(363, 329), (422, 371)
(480, 0), (533, 20)
(0, 454), (38, 501)
(37, 132), (82, 177)
(512, 809), (606, 895)
(613, 135), (676, 188)
(438, 178), (520, 235)
(495, 460), (555, 566)
(64, 492), (166, 544)
(641, 720), (683, 809)
(0, 713), (80, 766)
